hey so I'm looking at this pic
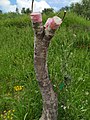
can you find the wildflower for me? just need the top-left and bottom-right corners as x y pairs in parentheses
(14, 85), (23, 91)
(8, 110), (11, 113)
(61, 105), (67, 110)
(64, 106), (66, 110)
(4, 110), (6, 113)
(12, 110), (15, 112)
(1, 109), (15, 120)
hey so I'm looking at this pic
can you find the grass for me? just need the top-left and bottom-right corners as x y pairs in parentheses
(0, 12), (90, 120)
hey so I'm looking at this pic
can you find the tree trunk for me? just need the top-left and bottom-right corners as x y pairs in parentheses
(31, 13), (62, 120)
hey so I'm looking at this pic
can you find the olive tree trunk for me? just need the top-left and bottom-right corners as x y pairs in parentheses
(31, 13), (62, 120)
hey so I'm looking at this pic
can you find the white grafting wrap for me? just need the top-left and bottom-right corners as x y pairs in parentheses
(53, 16), (62, 25)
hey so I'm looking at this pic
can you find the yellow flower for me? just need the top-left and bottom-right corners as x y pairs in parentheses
(14, 85), (23, 91)
(12, 110), (15, 112)
(4, 110), (6, 113)
(8, 110), (11, 113)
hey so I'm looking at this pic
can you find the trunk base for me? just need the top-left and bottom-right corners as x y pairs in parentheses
(40, 92), (58, 120)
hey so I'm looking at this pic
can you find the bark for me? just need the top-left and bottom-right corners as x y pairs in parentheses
(31, 14), (62, 120)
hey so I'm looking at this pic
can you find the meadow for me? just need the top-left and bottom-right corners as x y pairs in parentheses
(0, 12), (90, 120)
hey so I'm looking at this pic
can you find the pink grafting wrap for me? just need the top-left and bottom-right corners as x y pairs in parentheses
(44, 18), (53, 29)
(44, 16), (62, 30)
(31, 12), (42, 23)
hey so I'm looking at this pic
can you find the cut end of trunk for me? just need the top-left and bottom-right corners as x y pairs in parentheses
(31, 12), (42, 23)
(44, 16), (62, 30)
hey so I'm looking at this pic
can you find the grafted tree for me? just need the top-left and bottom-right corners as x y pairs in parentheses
(30, 1), (66, 119)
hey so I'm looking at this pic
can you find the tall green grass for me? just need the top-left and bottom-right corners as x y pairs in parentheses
(0, 12), (90, 120)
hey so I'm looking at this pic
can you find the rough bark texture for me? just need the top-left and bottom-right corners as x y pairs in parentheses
(31, 14), (62, 120)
